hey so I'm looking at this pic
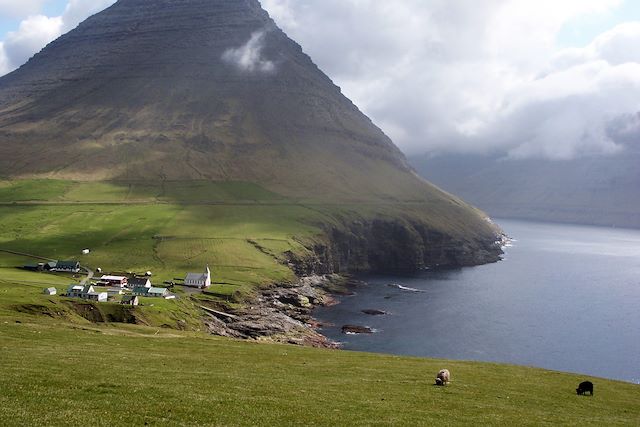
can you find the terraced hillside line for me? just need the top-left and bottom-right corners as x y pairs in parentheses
(0, 249), (56, 262)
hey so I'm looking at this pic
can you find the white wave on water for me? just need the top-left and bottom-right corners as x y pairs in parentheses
(387, 283), (424, 293)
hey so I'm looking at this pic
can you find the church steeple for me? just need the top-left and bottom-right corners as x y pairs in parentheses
(205, 265), (211, 288)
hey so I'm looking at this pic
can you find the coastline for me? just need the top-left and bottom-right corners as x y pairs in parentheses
(201, 224), (506, 347)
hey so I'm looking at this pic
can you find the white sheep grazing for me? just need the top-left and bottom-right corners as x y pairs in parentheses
(435, 369), (450, 386)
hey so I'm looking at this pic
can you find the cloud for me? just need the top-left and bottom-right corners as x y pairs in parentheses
(262, 0), (639, 160)
(2, 15), (63, 69)
(0, 41), (9, 75)
(222, 31), (276, 74)
(61, 0), (116, 32)
(0, 0), (116, 75)
(0, 0), (45, 19)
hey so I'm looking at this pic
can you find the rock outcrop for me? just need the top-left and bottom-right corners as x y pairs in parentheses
(202, 275), (342, 347)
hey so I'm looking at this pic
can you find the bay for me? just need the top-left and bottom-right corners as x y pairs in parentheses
(314, 219), (640, 383)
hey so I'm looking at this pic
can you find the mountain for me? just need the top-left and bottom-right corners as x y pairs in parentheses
(0, 0), (502, 271)
(410, 152), (640, 229)
(0, 0), (411, 201)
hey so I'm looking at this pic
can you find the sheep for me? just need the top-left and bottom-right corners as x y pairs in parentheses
(435, 369), (450, 386)
(576, 381), (594, 396)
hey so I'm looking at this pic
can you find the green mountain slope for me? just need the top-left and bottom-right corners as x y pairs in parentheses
(0, 0), (502, 271)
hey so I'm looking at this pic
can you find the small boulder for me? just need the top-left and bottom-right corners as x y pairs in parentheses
(341, 325), (373, 334)
(362, 309), (387, 316)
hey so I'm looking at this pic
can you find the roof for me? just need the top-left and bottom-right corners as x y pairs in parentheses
(122, 295), (138, 302)
(185, 273), (207, 281)
(101, 275), (127, 281)
(82, 285), (95, 293)
(45, 287), (57, 293)
(148, 287), (167, 294)
(67, 285), (84, 292)
(132, 287), (149, 294)
(128, 277), (150, 286)
(56, 261), (80, 268)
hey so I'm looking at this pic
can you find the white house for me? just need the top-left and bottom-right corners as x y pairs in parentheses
(184, 266), (211, 289)
(148, 287), (169, 298)
(133, 286), (169, 298)
(85, 290), (108, 302)
(66, 284), (107, 302)
(100, 275), (128, 288)
(121, 295), (139, 306)
(66, 285), (85, 298)
(43, 287), (57, 296)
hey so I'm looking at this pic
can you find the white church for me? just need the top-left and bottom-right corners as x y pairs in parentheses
(184, 265), (211, 289)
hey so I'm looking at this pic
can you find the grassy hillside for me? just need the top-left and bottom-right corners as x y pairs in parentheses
(0, 180), (321, 292)
(0, 179), (500, 286)
(0, 320), (638, 426)
(0, 180), (637, 425)
(0, 179), (499, 333)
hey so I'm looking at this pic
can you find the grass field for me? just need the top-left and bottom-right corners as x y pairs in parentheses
(0, 180), (327, 293)
(0, 320), (638, 426)
(3, 179), (636, 425)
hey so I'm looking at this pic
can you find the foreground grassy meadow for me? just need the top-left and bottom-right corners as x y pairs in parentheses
(1, 179), (638, 425)
(1, 320), (638, 426)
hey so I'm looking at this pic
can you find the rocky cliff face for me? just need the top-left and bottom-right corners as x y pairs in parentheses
(290, 217), (503, 276)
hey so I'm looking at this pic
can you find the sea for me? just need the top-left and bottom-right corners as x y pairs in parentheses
(314, 219), (640, 383)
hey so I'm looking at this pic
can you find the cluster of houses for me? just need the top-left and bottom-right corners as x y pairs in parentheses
(40, 264), (212, 305)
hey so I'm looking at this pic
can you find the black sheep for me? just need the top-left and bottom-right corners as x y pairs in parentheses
(576, 381), (594, 396)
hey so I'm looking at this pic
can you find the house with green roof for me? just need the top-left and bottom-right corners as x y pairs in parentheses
(51, 261), (81, 273)
(132, 286), (169, 298)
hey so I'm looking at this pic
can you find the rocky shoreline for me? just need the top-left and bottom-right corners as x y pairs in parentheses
(201, 226), (507, 347)
(202, 275), (353, 348)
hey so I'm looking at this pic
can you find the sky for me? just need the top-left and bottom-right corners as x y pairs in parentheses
(1, 0), (640, 160)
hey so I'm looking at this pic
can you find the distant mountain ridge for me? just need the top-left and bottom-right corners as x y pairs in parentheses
(410, 151), (640, 229)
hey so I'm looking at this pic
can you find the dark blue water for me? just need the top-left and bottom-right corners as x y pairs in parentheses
(315, 219), (640, 383)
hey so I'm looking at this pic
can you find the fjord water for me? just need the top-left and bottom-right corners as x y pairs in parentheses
(315, 219), (640, 383)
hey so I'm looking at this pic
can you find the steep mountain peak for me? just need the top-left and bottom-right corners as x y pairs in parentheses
(0, 0), (416, 203)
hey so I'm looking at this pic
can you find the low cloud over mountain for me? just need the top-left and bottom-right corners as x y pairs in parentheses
(222, 30), (276, 74)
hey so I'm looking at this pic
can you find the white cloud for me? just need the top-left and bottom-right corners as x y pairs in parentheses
(0, 0), (45, 19)
(0, 0), (116, 74)
(2, 15), (63, 68)
(61, 0), (116, 32)
(222, 30), (276, 74)
(0, 41), (9, 75)
(262, 0), (639, 160)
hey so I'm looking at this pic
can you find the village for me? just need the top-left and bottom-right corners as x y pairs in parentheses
(30, 258), (212, 306)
